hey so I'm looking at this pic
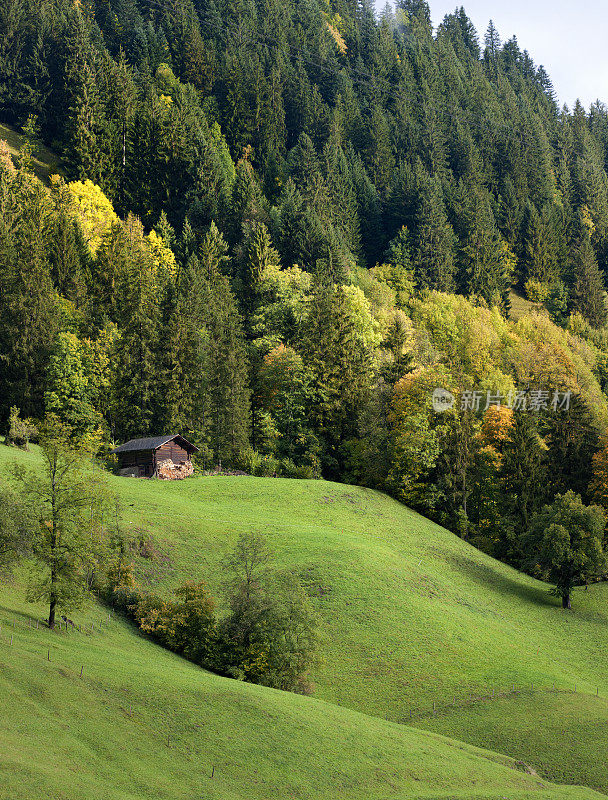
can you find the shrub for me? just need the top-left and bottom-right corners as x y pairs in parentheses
(237, 448), (262, 475)
(279, 459), (315, 479)
(165, 581), (216, 664)
(217, 532), (321, 691)
(6, 407), (38, 449)
(0, 485), (34, 575)
(102, 532), (320, 693)
(238, 448), (280, 476)
(525, 279), (550, 302)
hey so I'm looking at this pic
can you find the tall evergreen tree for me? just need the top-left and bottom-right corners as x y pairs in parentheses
(111, 216), (160, 440)
(414, 168), (457, 292)
(304, 269), (373, 477)
(499, 410), (547, 561)
(456, 183), (514, 307)
(0, 151), (59, 424)
(571, 215), (608, 328)
(203, 270), (251, 466)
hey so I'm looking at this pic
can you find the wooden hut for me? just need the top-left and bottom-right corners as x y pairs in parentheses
(112, 435), (198, 479)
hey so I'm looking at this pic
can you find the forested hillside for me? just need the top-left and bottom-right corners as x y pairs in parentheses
(3, 0), (608, 570)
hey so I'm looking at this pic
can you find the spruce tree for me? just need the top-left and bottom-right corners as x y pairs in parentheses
(457, 185), (514, 308)
(0, 154), (59, 423)
(571, 216), (608, 328)
(158, 222), (230, 460)
(203, 271), (251, 466)
(414, 169), (457, 292)
(544, 398), (600, 503)
(304, 269), (373, 477)
(111, 216), (161, 440)
(499, 410), (547, 561)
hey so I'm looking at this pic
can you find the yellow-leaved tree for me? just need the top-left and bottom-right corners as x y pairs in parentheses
(67, 179), (119, 255)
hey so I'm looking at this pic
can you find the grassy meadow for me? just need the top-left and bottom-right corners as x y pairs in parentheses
(416, 690), (608, 795)
(1, 575), (605, 800)
(1, 443), (608, 797)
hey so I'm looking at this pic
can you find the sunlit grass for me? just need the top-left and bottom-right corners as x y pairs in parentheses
(1, 443), (607, 796)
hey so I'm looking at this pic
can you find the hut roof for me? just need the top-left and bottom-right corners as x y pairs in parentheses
(111, 435), (199, 454)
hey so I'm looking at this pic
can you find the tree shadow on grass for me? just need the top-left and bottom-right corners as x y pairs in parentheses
(442, 551), (559, 610)
(444, 549), (608, 623)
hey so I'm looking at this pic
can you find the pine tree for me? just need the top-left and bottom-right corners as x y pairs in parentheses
(571, 214), (608, 328)
(544, 398), (600, 503)
(484, 21), (501, 65)
(304, 270), (373, 477)
(111, 216), (161, 440)
(397, 0), (432, 39)
(242, 221), (281, 308)
(48, 178), (90, 307)
(0, 153), (60, 424)
(456, 184), (514, 307)
(322, 137), (360, 262)
(521, 203), (561, 290)
(414, 168), (457, 292)
(499, 410), (547, 560)
(229, 151), (267, 239)
(348, 147), (383, 266)
(203, 271), (251, 466)
(498, 177), (523, 247)
(63, 11), (113, 189)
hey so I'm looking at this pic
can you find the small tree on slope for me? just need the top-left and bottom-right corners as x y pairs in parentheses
(523, 491), (606, 609)
(14, 418), (102, 628)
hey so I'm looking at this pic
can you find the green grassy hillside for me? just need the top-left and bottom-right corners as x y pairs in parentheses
(96, 465), (608, 713)
(2, 443), (608, 796)
(508, 289), (541, 320)
(3, 582), (601, 800)
(416, 691), (608, 795)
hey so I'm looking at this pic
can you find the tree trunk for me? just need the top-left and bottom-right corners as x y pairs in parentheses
(49, 595), (57, 628)
(562, 593), (571, 610)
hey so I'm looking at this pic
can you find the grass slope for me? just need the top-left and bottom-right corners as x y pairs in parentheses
(508, 289), (542, 320)
(416, 691), (608, 795)
(2, 444), (608, 794)
(2, 584), (601, 800)
(95, 469), (608, 711)
(0, 123), (62, 183)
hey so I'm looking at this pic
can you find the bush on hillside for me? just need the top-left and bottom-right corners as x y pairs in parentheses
(237, 448), (280, 477)
(217, 532), (321, 691)
(0, 485), (34, 576)
(104, 531), (321, 692)
(278, 458), (316, 479)
(525, 279), (550, 302)
(133, 583), (217, 665)
(6, 407), (38, 450)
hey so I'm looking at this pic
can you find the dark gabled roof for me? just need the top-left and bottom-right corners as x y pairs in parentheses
(111, 435), (199, 454)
